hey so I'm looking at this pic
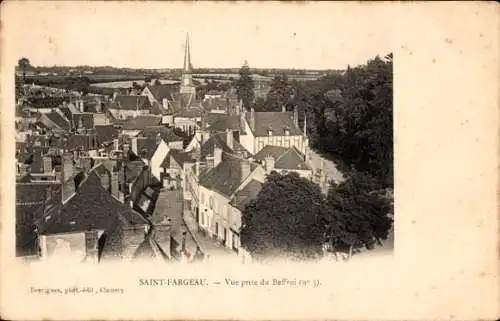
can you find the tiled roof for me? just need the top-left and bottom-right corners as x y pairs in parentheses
(95, 125), (119, 145)
(141, 126), (183, 143)
(122, 159), (147, 184)
(64, 134), (97, 151)
(201, 97), (230, 111)
(72, 113), (94, 129)
(229, 179), (263, 211)
(40, 170), (148, 235)
(43, 111), (71, 131)
(119, 115), (161, 130)
(136, 137), (160, 159)
(200, 132), (250, 160)
(170, 92), (203, 113)
(16, 181), (63, 256)
(146, 84), (175, 102)
(176, 107), (204, 118)
(30, 151), (45, 174)
(161, 149), (195, 168)
(26, 97), (66, 109)
(16, 181), (62, 205)
(206, 114), (244, 133)
(59, 107), (74, 124)
(111, 95), (151, 111)
(253, 145), (311, 170)
(246, 111), (302, 136)
(199, 153), (258, 198)
(150, 102), (166, 115)
(16, 204), (43, 256)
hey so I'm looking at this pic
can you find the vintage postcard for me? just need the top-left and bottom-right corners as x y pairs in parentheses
(0, 1), (498, 320)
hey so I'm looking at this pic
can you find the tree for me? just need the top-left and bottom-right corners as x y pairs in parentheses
(305, 54), (393, 187)
(240, 172), (326, 261)
(18, 57), (31, 83)
(154, 79), (162, 86)
(323, 169), (393, 260)
(235, 61), (255, 109)
(144, 76), (153, 85)
(265, 74), (295, 112)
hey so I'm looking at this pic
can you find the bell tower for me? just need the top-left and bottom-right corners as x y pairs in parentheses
(180, 33), (196, 96)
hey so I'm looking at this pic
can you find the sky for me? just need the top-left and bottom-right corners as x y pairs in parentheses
(3, 2), (397, 70)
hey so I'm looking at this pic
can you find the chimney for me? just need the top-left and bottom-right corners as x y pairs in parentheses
(206, 156), (215, 170)
(113, 138), (119, 151)
(264, 156), (275, 173)
(79, 99), (85, 113)
(241, 160), (251, 182)
(131, 137), (138, 155)
(282, 105), (286, 113)
(43, 156), (52, 174)
(195, 161), (200, 177)
(113, 91), (118, 100)
(61, 152), (74, 183)
(110, 171), (124, 202)
(19, 163), (29, 176)
(293, 106), (298, 127)
(250, 107), (255, 131)
(237, 99), (243, 115)
(95, 97), (102, 112)
(155, 134), (162, 146)
(226, 128), (233, 150)
(214, 147), (222, 168)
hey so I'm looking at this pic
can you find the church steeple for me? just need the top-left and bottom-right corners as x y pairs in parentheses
(180, 33), (196, 96)
(183, 33), (192, 73)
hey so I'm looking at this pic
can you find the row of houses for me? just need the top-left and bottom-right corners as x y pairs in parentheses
(15, 34), (330, 263)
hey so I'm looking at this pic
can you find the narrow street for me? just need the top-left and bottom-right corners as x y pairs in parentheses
(183, 209), (238, 260)
(151, 189), (199, 257)
(309, 149), (345, 184)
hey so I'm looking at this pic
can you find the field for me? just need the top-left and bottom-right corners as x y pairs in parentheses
(91, 79), (179, 88)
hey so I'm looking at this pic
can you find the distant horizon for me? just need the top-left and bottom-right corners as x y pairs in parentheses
(16, 63), (347, 72)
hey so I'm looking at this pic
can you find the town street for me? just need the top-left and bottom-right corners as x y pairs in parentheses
(151, 189), (198, 257)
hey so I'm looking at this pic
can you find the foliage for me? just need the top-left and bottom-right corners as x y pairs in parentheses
(240, 172), (325, 260)
(290, 54), (393, 187)
(262, 74), (295, 112)
(235, 61), (255, 109)
(323, 169), (393, 257)
(18, 57), (31, 82)
(154, 79), (162, 86)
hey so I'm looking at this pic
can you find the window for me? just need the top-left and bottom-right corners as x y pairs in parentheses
(232, 232), (240, 251)
(209, 196), (214, 210)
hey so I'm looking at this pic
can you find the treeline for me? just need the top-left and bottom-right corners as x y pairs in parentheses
(241, 54), (393, 188)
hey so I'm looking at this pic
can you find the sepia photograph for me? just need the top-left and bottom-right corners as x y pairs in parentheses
(2, 2), (498, 320)
(14, 26), (393, 266)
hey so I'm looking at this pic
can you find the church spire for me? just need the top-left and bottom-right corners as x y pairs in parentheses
(180, 33), (196, 96)
(183, 33), (192, 73)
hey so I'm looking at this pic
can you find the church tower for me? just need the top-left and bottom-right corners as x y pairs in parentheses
(180, 33), (196, 96)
